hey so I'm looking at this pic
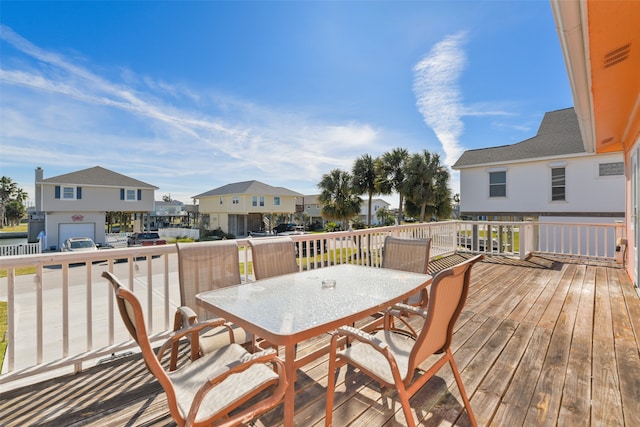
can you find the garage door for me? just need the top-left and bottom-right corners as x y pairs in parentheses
(59, 223), (96, 249)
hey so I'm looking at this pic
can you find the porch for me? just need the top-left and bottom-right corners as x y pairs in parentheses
(2, 254), (638, 426)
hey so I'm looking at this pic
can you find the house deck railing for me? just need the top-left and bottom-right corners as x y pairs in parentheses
(0, 220), (625, 389)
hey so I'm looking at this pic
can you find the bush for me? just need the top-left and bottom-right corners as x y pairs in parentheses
(324, 222), (341, 232)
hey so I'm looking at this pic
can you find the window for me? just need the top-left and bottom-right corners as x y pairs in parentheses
(259, 196), (265, 207)
(551, 167), (566, 201)
(232, 196), (239, 204)
(252, 196), (257, 207)
(599, 162), (624, 176)
(220, 197), (223, 205)
(62, 186), (75, 199)
(121, 188), (141, 201)
(274, 196), (281, 206)
(55, 185), (81, 200)
(489, 171), (506, 197)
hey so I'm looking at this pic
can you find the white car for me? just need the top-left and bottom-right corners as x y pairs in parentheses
(62, 237), (98, 252)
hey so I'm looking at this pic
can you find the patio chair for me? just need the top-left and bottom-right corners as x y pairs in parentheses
(102, 271), (288, 427)
(382, 236), (432, 307)
(174, 241), (252, 366)
(248, 236), (298, 280)
(325, 254), (483, 427)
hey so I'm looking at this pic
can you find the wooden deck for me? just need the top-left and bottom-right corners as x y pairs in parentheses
(1, 255), (639, 426)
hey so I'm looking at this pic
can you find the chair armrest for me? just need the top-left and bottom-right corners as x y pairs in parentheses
(387, 303), (427, 318)
(174, 305), (198, 327)
(159, 318), (230, 362)
(332, 326), (388, 352)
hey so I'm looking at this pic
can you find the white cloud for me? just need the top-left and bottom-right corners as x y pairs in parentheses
(412, 31), (468, 167)
(0, 25), (386, 202)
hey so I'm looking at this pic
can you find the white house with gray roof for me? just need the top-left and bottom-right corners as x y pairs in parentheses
(31, 166), (158, 249)
(194, 180), (302, 237)
(452, 108), (625, 223)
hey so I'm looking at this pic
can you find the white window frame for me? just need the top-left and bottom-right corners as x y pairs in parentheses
(126, 189), (136, 201)
(488, 169), (507, 198)
(551, 166), (566, 202)
(62, 186), (76, 200)
(598, 161), (624, 177)
(232, 196), (239, 204)
(274, 196), (281, 206)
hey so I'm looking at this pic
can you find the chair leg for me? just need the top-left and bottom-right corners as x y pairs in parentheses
(447, 349), (477, 427)
(397, 386), (417, 427)
(325, 356), (337, 426)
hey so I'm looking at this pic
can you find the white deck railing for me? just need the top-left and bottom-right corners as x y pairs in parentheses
(0, 220), (624, 389)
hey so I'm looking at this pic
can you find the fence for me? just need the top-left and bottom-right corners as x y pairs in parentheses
(0, 242), (41, 257)
(0, 219), (625, 390)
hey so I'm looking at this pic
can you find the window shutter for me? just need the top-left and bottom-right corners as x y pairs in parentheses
(137, 189), (142, 200)
(120, 188), (125, 200)
(55, 186), (60, 199)
(76, 187), (82, 199)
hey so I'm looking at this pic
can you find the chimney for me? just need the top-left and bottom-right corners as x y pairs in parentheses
(35, 167), (43, 212)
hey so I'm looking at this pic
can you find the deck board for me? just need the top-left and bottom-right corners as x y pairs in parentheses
(1, 255), (639, 427)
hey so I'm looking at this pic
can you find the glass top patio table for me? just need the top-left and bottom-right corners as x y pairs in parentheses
(196, 263), (432, 347)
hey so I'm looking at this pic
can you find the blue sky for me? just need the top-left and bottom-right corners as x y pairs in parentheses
(0, 1), (573, 208)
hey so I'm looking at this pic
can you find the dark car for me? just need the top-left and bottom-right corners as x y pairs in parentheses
(127, 232), (167, 246)
(273, 223), (297, 234)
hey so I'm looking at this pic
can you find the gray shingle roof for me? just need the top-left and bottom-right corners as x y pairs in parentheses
(39, 166), (158, 189)
(452, 108), (585, 169)
(194, 180), (303, 198)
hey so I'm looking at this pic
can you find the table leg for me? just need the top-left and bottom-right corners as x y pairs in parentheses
(283, 344), (297, 427)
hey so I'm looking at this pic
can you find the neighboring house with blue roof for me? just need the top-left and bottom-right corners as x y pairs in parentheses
(32, 166), (158, 249)
(452, 108), (625, 223)
(194, 180), (302, 237)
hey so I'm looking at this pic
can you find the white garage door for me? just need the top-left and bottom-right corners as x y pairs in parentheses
(59, 223), (96, 249)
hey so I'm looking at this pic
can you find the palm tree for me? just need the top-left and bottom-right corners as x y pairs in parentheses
(375, 148), (409, 223)
(402, 150), (444, 222)
(426, 167), (452, 220)
(318, 169), (362, 230)
(1, 176), (18, 228)
(351, 154), (377, 226)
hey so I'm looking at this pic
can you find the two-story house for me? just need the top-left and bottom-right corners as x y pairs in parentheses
(31, 166), (157, 249)
(296, 195), (325, 230)
(194, 180), (302, 237)
(150, 200), (188, 229)
(297, 195), (392, 230)
(452, 108), (625, 225)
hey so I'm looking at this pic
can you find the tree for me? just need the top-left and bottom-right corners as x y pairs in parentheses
(375, 206), (395, 226)
(5, 200), (26, 226)
(317, 169), (362, 230)
(402, 150), (449, 222)
(162, 194), (173, 202)
(375, 148), (409, 223)
(1, 176), (27, 228)
(351, 154), (377, 226)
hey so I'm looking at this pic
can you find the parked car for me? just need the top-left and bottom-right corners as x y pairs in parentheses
(127, 232), (167, 246)
(61, 237), (98, 252)
(273, 223), (297, 234)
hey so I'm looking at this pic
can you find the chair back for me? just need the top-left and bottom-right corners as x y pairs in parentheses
(382, 236), (431, 274)
(177, 240), (241, 319)
(249, 237), (298, 280)
(101, 271), (180, 413)
(410, 255), (483, 369)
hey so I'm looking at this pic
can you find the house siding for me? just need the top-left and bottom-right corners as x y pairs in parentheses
(459, 152), (625, 218)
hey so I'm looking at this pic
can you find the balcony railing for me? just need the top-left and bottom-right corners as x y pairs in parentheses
(0, 220), (625, 389)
